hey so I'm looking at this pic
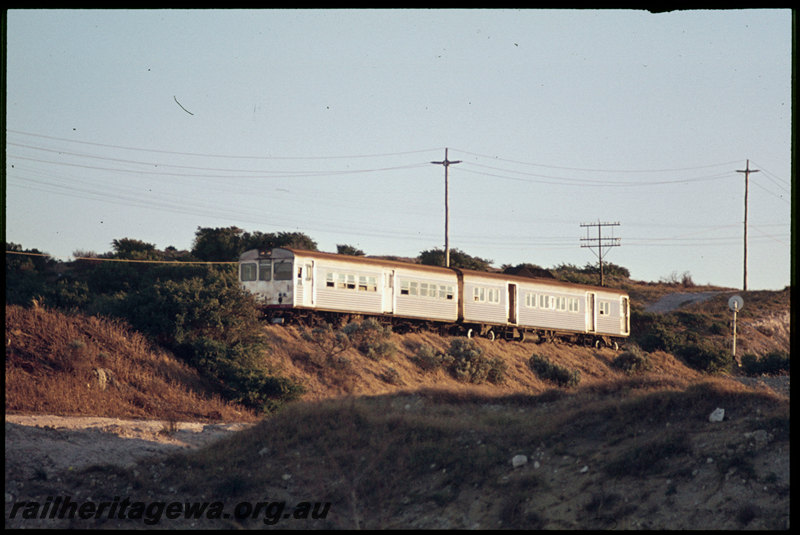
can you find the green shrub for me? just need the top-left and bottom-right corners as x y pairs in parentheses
(448, 338), (489, 383)
(446, 338), (507, 384)
(301, 324), (351, 360)
(630, 311), (684, 353)
(528, 354), (580, 387)
(611, 344), (652, 375)
(380, 366), (402, 385)
(486, 356), (508, 385)
(181, 336), (303, 413)
(341, 319), (396, 360)
(741, 351), (790, 376)
(674, 341), (732, 373)
(411, 344), (453, 371)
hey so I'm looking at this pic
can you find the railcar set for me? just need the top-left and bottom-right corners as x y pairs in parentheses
(238, 248), (630, 348)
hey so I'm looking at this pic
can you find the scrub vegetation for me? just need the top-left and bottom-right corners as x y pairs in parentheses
(5, 228), (790, 528)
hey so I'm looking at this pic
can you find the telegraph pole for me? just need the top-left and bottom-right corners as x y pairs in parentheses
(431, 148), (462, 267)
(736, 160), (759, 291)
(580, 221), (621, 286)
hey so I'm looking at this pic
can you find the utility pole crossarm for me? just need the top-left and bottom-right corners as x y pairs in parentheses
(579, 221), (621, 286)
(431, 148), (462, 268)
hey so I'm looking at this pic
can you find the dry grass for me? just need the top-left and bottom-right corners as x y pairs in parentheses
(5, 305), (257, 422)
(73, 375), (789, 529)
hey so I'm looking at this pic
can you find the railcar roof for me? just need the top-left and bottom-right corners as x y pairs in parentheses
(454, 267), (628, 295)
(244, 248), (456, 275)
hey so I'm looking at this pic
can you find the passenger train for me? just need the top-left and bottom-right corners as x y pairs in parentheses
(238, 248), (630, 347)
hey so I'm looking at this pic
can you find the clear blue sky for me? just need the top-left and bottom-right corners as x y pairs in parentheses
(5, 9), (793, 290)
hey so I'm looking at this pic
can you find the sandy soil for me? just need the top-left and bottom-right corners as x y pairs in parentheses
(5, 414), (254, 500)
(6, 376), (790, 530)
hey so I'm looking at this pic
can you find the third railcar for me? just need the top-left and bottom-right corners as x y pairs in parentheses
(239, 248), (629, 347)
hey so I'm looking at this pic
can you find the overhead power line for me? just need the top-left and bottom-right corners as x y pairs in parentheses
(8, 130), (443, 161)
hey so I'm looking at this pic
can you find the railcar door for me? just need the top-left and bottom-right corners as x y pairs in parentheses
(620, 296), (630, 335)
(300, 261), (315, 307)
(508, 284), (517, 324)
(586, 292), (597, 333)
(382, 270), (395, 314)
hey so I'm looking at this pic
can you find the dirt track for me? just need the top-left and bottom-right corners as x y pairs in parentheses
(5, 414), (253, 499)
(644, 291), (726, 313)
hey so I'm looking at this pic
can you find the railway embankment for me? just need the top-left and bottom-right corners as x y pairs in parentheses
(5, 287), (790, 529)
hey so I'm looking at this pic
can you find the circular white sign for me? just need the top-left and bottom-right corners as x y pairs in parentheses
(728, 295), (744, 311)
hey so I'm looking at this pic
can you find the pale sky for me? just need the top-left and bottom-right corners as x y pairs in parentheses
(4, 9), (793, 290)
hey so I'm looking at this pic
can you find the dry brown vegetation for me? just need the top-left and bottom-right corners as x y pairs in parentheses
(5, 304), (258, 422)
(4, 282), (791, 529)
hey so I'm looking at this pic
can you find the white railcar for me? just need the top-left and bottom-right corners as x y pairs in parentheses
(239, 248), (629, 346)
(239, 248), (459, 325)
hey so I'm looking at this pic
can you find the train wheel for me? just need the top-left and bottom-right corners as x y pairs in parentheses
(485, 330), (495, 342)
(465, 328), (474, 339)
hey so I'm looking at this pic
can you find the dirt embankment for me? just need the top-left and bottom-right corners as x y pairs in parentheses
(4, 291), (790, 529)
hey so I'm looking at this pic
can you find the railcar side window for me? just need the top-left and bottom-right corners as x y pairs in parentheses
(487, 288), (501, 304)
(241, 263), (257, 281)
(599, 301), (610, 316)
(400, 279), (451, 299)
(525, 292), (537, 308)
(419, 282), (430, 297)
(539, 294), (552, 309)
(326, 271), (378, 291)
(568, 297), (580, 313)
(274, 260), (292, 280)
(258, 259), (272, 281)
(555, 296), (567, 311)
(409, 281), (418, 296)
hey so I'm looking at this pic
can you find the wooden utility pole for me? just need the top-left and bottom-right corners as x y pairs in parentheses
(736, 160), (759, 291)
(431, 148), (462, 267)
(580, 221), (621, 286)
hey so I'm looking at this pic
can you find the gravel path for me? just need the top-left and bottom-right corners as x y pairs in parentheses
(644, 291), (726, 313)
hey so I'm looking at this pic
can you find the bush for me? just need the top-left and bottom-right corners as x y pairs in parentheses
(445, 338), (505, 384)
(528, 354), (580, 387)
(411, 345), (453, 372)
(486, 356), (508, 385)
(632, 312), (682, 353)
(181, 336), (303, 412)
(301, 324), (351, 360)
(341, 319), (396, 360)
(741, 351), (790, 376)
(674, 342), (732, 373)
(611, 345), (653, 375)
(448, 339), (489, 383)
